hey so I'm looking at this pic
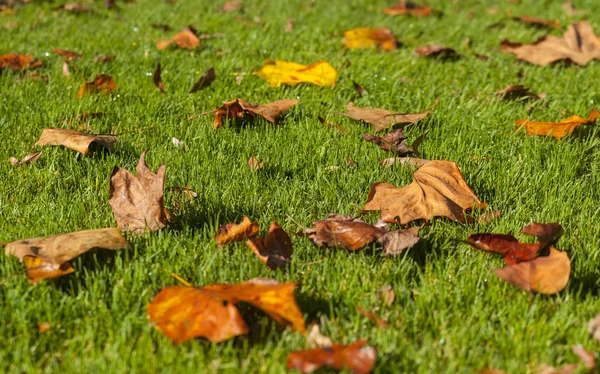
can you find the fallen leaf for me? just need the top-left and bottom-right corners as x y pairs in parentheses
(205, 98), (298, 129)
(515, 108), (599, 139)
(108, 151), (166, 234)
(9, 151), (42, 166)
(496, 85), (545, 100)
(378, 285), (395, 306)
(55, 3), (94, 13)
(562, 2), (585, 16)
(353, 81), (367, 97)
(335, 103), (430, 132)
(362, 129), (425, 156)
(147, 277), (305, 343)
(189, 67), (215, 93)
(77, 74), (117, 99)
(214, 216), (259, 246)
(153, 63), (165, 92)
(285, 18), (294, 33)
(415, 45), (459, 58)
(384, 1), (433, 16)
(513, 16), (560, 29)
(157, 26), (201, 50)
(501, 21), (600, 66)
(52, 48), (81, 61)
(363, 160), (485, 224)
(34, 128), (116, 156)
(536, 363), (577, 374)
(378, 226), (421, 256)
(92, 55), (115, 63)
(303, 216), (385, 251)
(4, 228), (129, 283)
(287, 340), (376, 374)
(222, 0), (242, 12)
(476, 210), (502, 225)
(571, 345), (596, 370)
(248, 155), (264, 171)
(62, 62), (71, 77)
(343, 28), (397, 51)
(245, 222), (293, 270)
(588, 314), (600, 343)
(381, 157), (430, 167)
(38, 322), (51, 333)
(306, 323), (333, 348)
(256, 59), (337, 87)
(357, 306), (389, 328)
(0, 54), (43, 70)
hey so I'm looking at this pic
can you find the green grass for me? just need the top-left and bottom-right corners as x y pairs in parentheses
(2, 0), (600, 372)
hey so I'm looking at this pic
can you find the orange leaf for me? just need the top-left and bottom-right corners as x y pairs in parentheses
(384, 1), (433, 16)
(256, 59), (337, 87)
(157, 26), (200, 50)
(343, 28), (397, 51)
(77, 74), (117, 99)
(52, 48), (81, 61)
(515, 108), (599, 139)
(245, 222), (293, 270)
(214, 216), (259, 246)
(207, 98), (298, 129)
(0, 54), (43, 70)
(287, 340), (376, 374)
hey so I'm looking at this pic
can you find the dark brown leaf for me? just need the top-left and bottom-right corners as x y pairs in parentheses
(378, 226), (421, 256)
(52, 48), (81, 61)
(153, 63), (165, 92)
(245, 222), (293, 270)
(189, 67), (215, 93)
(496, 85), (545, 100)
(415, 45), (459, 58)
(353, 81), (367, 97)
(303, 216), (386, 251)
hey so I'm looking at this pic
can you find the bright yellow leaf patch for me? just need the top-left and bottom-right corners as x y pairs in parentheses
(256, 59), (337, 87)
(343, 28), (397, 51)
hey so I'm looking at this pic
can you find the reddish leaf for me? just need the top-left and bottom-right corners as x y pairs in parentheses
(513, 16), (560, 29)
(303, 216), (386, 251)
(200, 99), (298, 129)
(214, 216), (259, 246)
(467, 233), (540, 265)
(246, 222), (293, 270)
(287, 340), (376, 374)
(52, 48), (81, 61)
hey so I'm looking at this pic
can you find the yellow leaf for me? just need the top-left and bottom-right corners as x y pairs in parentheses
(343, 28), (397, 51)
(256, 59), (337, 87)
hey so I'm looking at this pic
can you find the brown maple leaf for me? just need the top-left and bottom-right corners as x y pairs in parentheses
(0, 54), (43, 70)
(287, 340), (376, 374)
(362, 129), (425, 156)
(501, 21), (600, 66)
(157, 26), (201, 50)
(77, 74), (117, 99)
(515, 108), (599, 139)
(214, 216), (259, 246)
(108, 151), (166, 234)
(245, 222), (293, 270)
(34, 128), (116, 156)
(189, 67), (215, 93)
(334, 103), (430, 132)
(194, 99), (298, 129)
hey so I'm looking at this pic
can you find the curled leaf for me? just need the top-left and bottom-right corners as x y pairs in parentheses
(496, 85), (545, 100)
(415, 45), (459, 58)
(515, 109), (599, 139)
(206, 98), (298, 129)
(384, 1), (433, 16)
(303, 216), (386, 251)
(34, 129), (116, 156)
(214, 216), (259, 246)
(189, 67), (215, 93)
(77, 74), (117, 99)
(343, 28), (397, 51)
(245, 222), (293, 270)
(362, 129), (424, 156)
(157, 26), (201, 50)
(256, 59), (337, 87)
(9, 151), (42, 166)
(287, 340), (376, 374)
(0, 54), (43, 70)
(335, 103), (430, 132)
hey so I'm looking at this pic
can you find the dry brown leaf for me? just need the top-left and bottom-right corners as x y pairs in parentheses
(222, 0), (242, 12)
(38, 322), (51, 333)
(108, 151), (166, 234)
(588, 313), (600, 343)
(285, 18), (294, 33)
(335, 103), (430, 132)
(501, 21), (600, 66)
(189, 67), (215, 93)
(34, 128), (115, 156)
(52, 48), (81, 61)
(55, 3), (94, 12)
(245, 222), (293, 270)
(378, 285), (395, 306)
(4, 228), (129, 283)
(62, 62), (71, 77)
(248, 155), (264, 171)
(147, 277), (305, 344)
(92, 55), (115, 63)
(363, 160), (485, 224)
(343, 28), (397, 51)
(153, 63), (165, 92)
(415, 45), (459, 58)
(381, 157), (430, 167)
(287, 340), (376, 374)
(77, 74), (117, 99)
(362, 129), (424, 156)
(496, 85), (545, 100)
(378, 226), (421, 256)
(513, 16), (560, 29)
(571, 345), (596, 370)
(537, 364), (578, 374)
(384, 1), (433, 16)
(214, 216), (259, 246)
(204, 98), (298, 129)
(515, 108), (599, 139)
(562, 2), (585, 16)
(357, 306), (389, 328)
(302, 215), (386, 251)
(306, 323), (333, 348)
(9, 151), (42, 166)
(353, 81), (367, 97)
(157, 26), (201, 50)
(0, 54), (43, 70)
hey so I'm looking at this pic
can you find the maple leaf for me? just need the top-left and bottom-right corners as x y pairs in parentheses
(501, 21), (600, 66)
(245, 222), (293, 270)
(77, 74), (117, 99)
(363, 160), (485, 224)
(147, 277), (306, 344)
(153, 63), (165, 92)
(0, 54), (43, 70)
(384, 1), (433, 16)
(52, 48), (81, 61)
(343, 28), (397, 51)
(214, 216), (259, 246)
(34, 128), (116, 156)
(515, 108), (599, 139)
(287, 340), (376, 374)
(198, 98), (298, 129)
(4, 228), (129, 283)
(335, 103), (430, 132)
(362, 129), (425, 156)
(189, 67), (215, 93)
(157, 26), (201, 50)
(108, 151), (166, 234)
(256, 59), (337, 87)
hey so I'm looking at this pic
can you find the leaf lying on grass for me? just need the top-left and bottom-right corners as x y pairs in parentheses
(287, 340), (376, 374)
(153, 63), (164, 92)
(362, 129), (425, 156)
(52, 48), (81, 61)
(384, 1), (433, 16)
(147, 277), (306, 344)
(247, 155), (265, 171)
(246, 222), (293, 270)
(9, 151), (42, 166)
(512, 16), (560, 29)
(306, 323), (333, 348)
(256, 59), (337, 87)
(334, 103), (430, 132)
(34, 128), (116, 156)
(196, 98), (298, 129)
(189, 67), (215, 93)
(496, 85), (545, 100)
(515, 108), (599, 139)
(415, 45), (459, 58)
(157, 26), (201, 50)
(0, 54), (43, 70)
(343, 28), (397, 51)
(4, 228), (129, 283)
(77, 74), (117, 99)
(215, 216), (259, 246)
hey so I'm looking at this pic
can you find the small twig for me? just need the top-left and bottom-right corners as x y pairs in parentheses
(167, 270), (192, 287)
(286, 214), (307, 230)
(188, 109), (217, 121)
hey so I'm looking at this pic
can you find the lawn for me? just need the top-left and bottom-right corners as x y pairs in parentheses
(2, 0), (600, 372)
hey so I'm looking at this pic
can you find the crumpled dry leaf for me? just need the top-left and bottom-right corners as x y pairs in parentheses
(256, 59), (337, 87)
(415, 45), (459, 58)
(34, 128), (116, 156)
(570, 345), (596, 370)
(303, 216), (386, 251)
(362, 129), (425, 156)
(245, 222), (293, 270)
(496, 85), (545, 100)
(306, 323), (333, 348)
(222, 0), (242, 12)
(501, 21), (600, 66)
(157, 26), (201, 50)
(153, 63), (165, 92)
(9, 151), (42, 166)
(384, 1), (433, 16)
(77, 74), (117, 99)
(147, 277), (306, 344)
(92, 54), (115, 63)
(4, 228), (129, 283)
(52, 48), (81, 61)
(287, 340), (376, 374)
(343, 28), (397, 51)
(381, 157), (430, 167)
(515, 108), (599, 139)
(0, 54), (43, 70)
(108, 151), (166, 234)
(247, 155), (264, 171)
(353, 81), (367, 97)
(189, 67), (215, 93)
(363, 160), (485, 224)
(214, 216), (259, 246)
(378, 226), (421, 256)
(588, 313), (600, 343)
(335, 103), (430, 132)
(202, 98), (298, 129)
(513, 16), (560, 29)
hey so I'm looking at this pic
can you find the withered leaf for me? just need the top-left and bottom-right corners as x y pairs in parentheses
(318, 116), (346, 134)
(516, 108), (599, 139)
(189, 67), (215, 93)
(588, 314), (600, 343)
(245, 222), (293, 270)
(303, 216), (386, 251)
(570, 345), (596, 370)
(38, 322), (51, 333)
(285, 18), (294, 33)
(384, 1), (433, 16)
(381, 157), (430, 167)
(562, 2), (585, 17)
(287, 340), (376, 374)
(378, 226), (421, 256)
(256, 59), (338, 87)
(247, 155), (264, 171)
(77, 74), (117, 99)
(157, 26), (201, 50)
(4, 228), (129, 283)
(9, 151), (42, 166)
(92, 55), (115, 63)
(62, 62), (71, 77)
(55, 3), (95, 13)
(147, 277), (306, 344)
(335, 103), (430, 132)
(378, 285), (395, 306)
(0, 54), (43, 70)
(363, 160), (485, 224)
(222, 0), (242, 12)
(34, 128), (116, 156)
(513, 16), (560, 29)
(415, 45), (459, 58)
(204, 98), (298, 129)
(108, 151), (166, 234)
(501, 21), (600, 66)
(353, 81), (367, 97)
(214, 216), (259, 246)
(343, 28), (397, 51)
(496, 85), (545, 100)
(306, 323), (333, 348)
(153, 63), (165, 92)
(52, 48), (81, 61)
(362, 129), (424, 156)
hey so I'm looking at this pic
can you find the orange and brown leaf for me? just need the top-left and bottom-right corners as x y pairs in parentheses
(415, 45), (458, 58)
(343, 28), (397, 51)
(210, 98), (298, 129)
(384, 1), (433, 16)
(287, 340), (377, 374)
(0, 54), (43, 70)
(157, 26), (201, 50)
(513, 16), (560, 29)
(363, 160), (485, 224)
(302, 215), (386, 251)
(256, 59), (337, 87)
(52, 48), (81, 61)
(108, 151), (166, 234)
(335, 103), (430, 132)
(245, 222), (293, 270)
(214, 216), (259, 246)
(77, 74), (117, 99)
(515, 108), (599, 139)
(34, 128), (116, 156)
(362, 129), (425, 156)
